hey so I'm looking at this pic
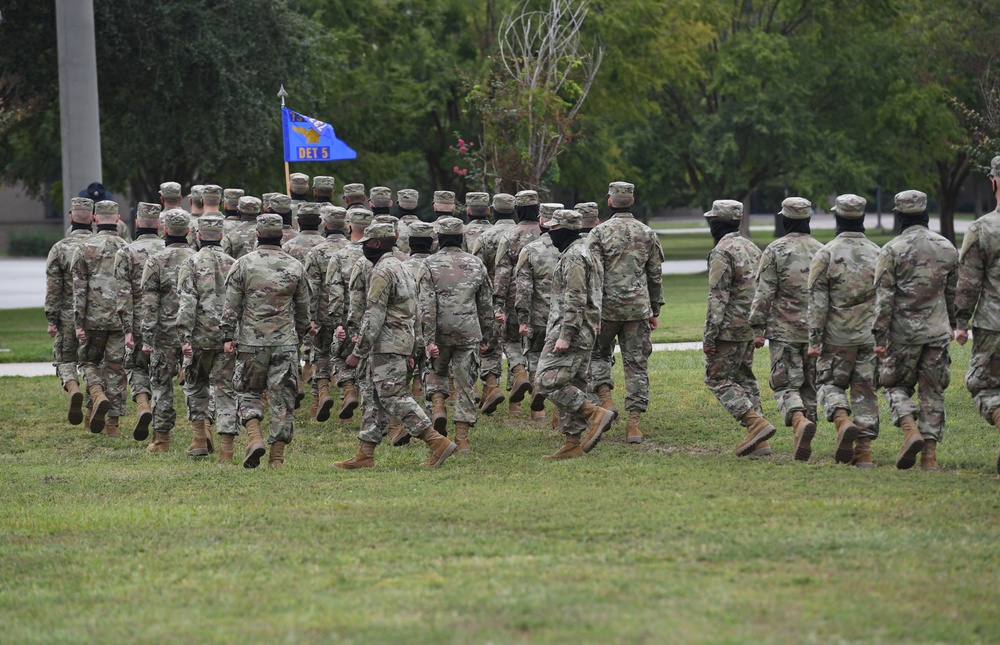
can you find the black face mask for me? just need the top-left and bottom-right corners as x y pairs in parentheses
(71, 222), (92, 232)
(438, 234), (464, 249)
(398, 208), (419, 218)
(300, 223), (320, 231)
(835, 215), (866, 235)
(372, 206), (391, 215)
(610, 206), (632, 214)
(516, 205), (540, 222)
(280, 212), (293, 226)
(257, 236), (282, 247)
(781, 216), (811, 235)
(164, 234), (188, 245)
(580, 228), (593, 235)
(710, 220), (740, 241)
(315, 195), (332, 203)
(363, 245), (393, 264)
(290, 192), (308, 201)
(224, 208), (239, 218)
(200, 239), (221, 248)
(898, 210), (930, 232)
(410, 238), (433, 254)
(97, 223), (118, 232)
(494, 211), (514, 220)
(324, 227), (346, 238)
(549, 228), (580, 252)
(135, 227), (158, 238)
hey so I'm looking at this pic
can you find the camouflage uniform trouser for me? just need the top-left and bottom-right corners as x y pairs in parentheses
(150, 346), (184, 434)
(524, 327), (547, 376)
(816, 344), (880, 438)
(183, 348), (237, 435)
(880, 340), (950, 442)
(502, 318), (527, 388)
(78, 329), (126, 417)
(311, 325), (334, 397)
(331, 337), (357, 388)
(536, 340), (591, 436)
(767, 340), (817, 426)
(358, 353), (432, 445)
(704, 340), (761, 421)
(590, 319), (653, 413)
(426, 345), (481, 425)
(233, 345), (299, 445)
(966, 328), (1000, 425)
(124, 333), (152, 400)
(480, 334), (502, 379)
(52, 318), (81, 387)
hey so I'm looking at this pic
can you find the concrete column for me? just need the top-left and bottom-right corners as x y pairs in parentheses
(56, 0), (102, 229)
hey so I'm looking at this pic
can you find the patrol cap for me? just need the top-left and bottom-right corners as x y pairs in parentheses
(832, 194), (866, 220)
(492, 193), (515, 213)
(162, 209), (190, 235)
(546, 209), (582, 230)
(575, 202), (600, 228)
(894, 189), (927, 214)
(408, 220), (435, 239)
(704, 199), (743, 221)
(256, 213), (284, 237)
(359, 221), (397, 244)
(289, 173), (310, 192)
(321, 205), (348, 229)
(991, 155), (1000, 179)
(261, 192), (280, 209)
(348, 208), (374, 226)
(374, 214), (399, 226)
(397, 188), (419, 209)
(136, 202), (162, 221)
(297, 202), (322, 224)
(95, 200), (119, 216)
(198, 213), (225, 238)
(269, 194), (291, 214)
(159, 182), (182, 199)
(465, 192), (489, 207)
(343, 183), (366, 200)
(223, 189), (244, 207)
(370, 186), (392, 205)
(313, 175), (335, 193)
(540, 203), (564, 219)
(608, 181), (634, 207)
(780, 197), (811, 220)
(434, 190), (456, 206)
(436, 216), (465, 235)
(515, 190), (539, 207)
(238, 196), (262, 215)
(70, 197), (94, 212)
(189, 185), (205, 200)
(202, 185), (223, 201)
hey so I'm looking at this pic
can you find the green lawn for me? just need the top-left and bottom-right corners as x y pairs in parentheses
(1, 344), (998, 643)
(0, 307), (53, 363)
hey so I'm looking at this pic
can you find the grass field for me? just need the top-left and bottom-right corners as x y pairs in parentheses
(1, 342), (999, 643)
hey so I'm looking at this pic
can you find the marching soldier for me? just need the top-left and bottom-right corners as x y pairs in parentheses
(282, 202), (325, 262)
(186, 185), (204, 248)
(289, 173), (310, 214)
(312, 176), (336, 205)
(396, 188), (421, 254)
(222, 188), (244, 234)
(159, 182), (185, 212)
(463, 192), (492, 253)
(222, 196), (262, 259)
(271, 194), (298, 246)
(402, 221), (435, 402)
(577, 202), (600, 235)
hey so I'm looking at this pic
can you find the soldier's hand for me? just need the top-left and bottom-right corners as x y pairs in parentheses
(649, 316), (659, 330)
(874, 346), (887, 359)
(182, 343), (193, 358)
(480, 342), (488, 353)
(807, 345), (821, 357)
(351, 335), (359, 345)
(494, 311), (506, 325)
(125, 332), (134, 349)
(47, 324), (58, 338)
(345, 353), (360, 369)
(554, 338), (570, 353)
(703, 344), (716, 356)
(224, 341), (236, 355)
(754, 336), (766, 349)
(954, 329), (969, 346)
(75, 328), (86, 342)
(519, 323), (529, 337)
(335, 326), (346, 342)
(142, 344), (153, 355)
(309, 321), (318, 337)
(407, 357), (415, 370)
(426, 343), (440, 359)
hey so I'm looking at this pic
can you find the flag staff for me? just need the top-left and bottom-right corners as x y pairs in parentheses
(278, 84), (290, 195)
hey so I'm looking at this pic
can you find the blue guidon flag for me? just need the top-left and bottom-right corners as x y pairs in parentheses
(282, 107), (357, 162)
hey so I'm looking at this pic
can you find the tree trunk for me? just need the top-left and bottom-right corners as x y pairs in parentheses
(936, 153), (971, 244)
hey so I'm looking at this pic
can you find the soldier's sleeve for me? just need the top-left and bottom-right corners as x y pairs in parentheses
(326, 256), (345, 327)
(558, 254), (588, 344)
(703, 249), (732, 346)
(955, 225), (983, 331)
(493, 238), (512, 312)
(748, 246), (776, 335)
(513, 248), (532, 326)
(114, 249), (132, 334)
(139, 258), (160, 341)
(807, 249), (830, 349)
(471, 236), (485, 263)
(292, 266), (312, 341)
(176, 261), (196, 346)
(71, 247), (88, 330)
(476, 264), (495, 341)
(222, 234), (234, 257)
(945, 245), (959, 330)
(44, 246), (63, 325)
(872, 247), (896, 347)
(354, 269), (390, 358)
(416, 263), (437, 347)
(302, 252), (321, 322)
(220, 262), (244, 341)
(646, 231), (665, 317)
(346, 263), (367, 336)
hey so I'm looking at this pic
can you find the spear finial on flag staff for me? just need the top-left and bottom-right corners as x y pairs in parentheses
(278, 85), (290, 192)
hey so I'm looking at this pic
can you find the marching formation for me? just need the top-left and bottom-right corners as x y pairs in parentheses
(42, 159), (1000, 474)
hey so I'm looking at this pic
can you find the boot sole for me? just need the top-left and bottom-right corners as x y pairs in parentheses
(735, 424), (776, 457)
(316, 397), (335, 422)
(205, 431), (214, 454)
(626, 434), (643, 444)
(89, 398), (112, 434)
(433, 413), (448, 434)
(186, 448), (210, 457)
(67, 391), (84, 425)
(424, 441), (457, 468)
(510, 380), (531, 403)
(793, 421), (816, 462)
(243, 443), (266, 469)
(582, 409), (616, 453)
(133, 409), (152, 441)
(529, 393), (546, 412)
(338, 398), (358, 420)
(749, 443), (773, 457)
(832, 422), (858, 464)
(895, 437), (925, 470)
(480, 392), (504, 416)
(391, 432), (412, 447)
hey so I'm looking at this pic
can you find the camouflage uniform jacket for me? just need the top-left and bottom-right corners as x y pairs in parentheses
(222, 215), (242, 235)
(514, 235), (558, 330)
(222, 221), (259, 259)
(416, 246), (494, 347)
(114, 233), (165, 335)
(140, 244), (196, 347)
(807, 232), (880, 348)
(72, 230), (128, 331)
(464, 219), (493, 254)
(587, 213), (665, 321)
(45, 229), (91, 327)
(324, 242), (365, 332)
(302, 236), (349, 324)
(221, 245), (311, 347)
(403, 253), (430, 280)
(353, 255), (419, 357)
(956, 208), (1000, 332)
(873, 226), (958, 346)
(545, 238), (603, 350)
(177, 245), (235, 349)
(282, 230), (325, 264)
(472, 219), (516, 281)
(704, 232), (762, 346)
(281, 226), (297, 247)
(347, 256), (374, 339)
(396, 214), (420, 254)
(749, 232), (824, 342)
(493, 222), (541, 315)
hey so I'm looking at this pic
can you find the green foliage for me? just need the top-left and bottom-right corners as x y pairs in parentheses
(6, 229), (63, 258)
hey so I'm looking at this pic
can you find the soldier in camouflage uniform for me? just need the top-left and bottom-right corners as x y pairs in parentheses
(222, 214), (312, 469)
(807, 194), (881, 466)
(402, 221), (435, 403)
(955, 156), (1000, 474)
(287, 173), (309, 229)
(283, 203), (325, 262)
(702, 200), (776, 456)
(140, 210), (196, 453)
(332, 221), (457, 470)
(464, 192), (492, 253)
(472, 193), (516, 413)
(177, 213), (237, 462)
(222, 196), (262, 259)
(396, 188), (421, 254)
(416, 217), (494, 452)
(114, 201), (164, 440)
(535, 209), (615, 459)
(493, 190), (543, 414)
(46, 197), (94, 426)
(577, 202), (600, 235)
(749, 197), (824, 460)
(588, 181), (664, 444)
(515, 205), (561, 423)
(186, 185), (204, 248)
(159, 182), (185, 212)
(269, 194), (298, 247)
(222, 189), (244, 234)
(72, 200), (128, 435)
(874, 190), (959, 471)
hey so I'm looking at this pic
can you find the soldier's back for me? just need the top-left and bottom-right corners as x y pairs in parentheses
(813, 233), (880, 345)
(712, 233), (761, 340)
(473, 219), (516, 278)
(589, 214), (662, 320)
(958, 211), (1000, 330)
(78, 233), (128, 330)
(879, 227), (958, 343)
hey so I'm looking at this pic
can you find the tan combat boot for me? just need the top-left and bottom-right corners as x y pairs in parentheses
(66, 380), (84, 425)
(103, 416), (121, 438)
(269, 441), (286, 468)
(87, 384), (111, 434)
(852, 436), (874, 468)
(509, 364), (532, 403)
(626, 411), (643, 444)
(242, 418), (267, 469)
(448, 377), (457, 403)
(749, 440), (773, 457)
(84, 404), (94, 433)
(332, 440), (377, 469)
(133, 393), (152, 440)
(920, 439), (939, 472)
(736, 409), (776, 457)
(529, 390), (546, 413)
(218, 434), (235, 464)
(186, 419), (210, 457)
(309, 394), (319, 421)
(418, 427), (457, 468)
(316, 378), (335, 422)
(543, 433), (584, 460)
(595, 384), (618, 415)
(530, 410), (547, 423)
(895, 415), (924, 470)
(295, 382), (304, 410)
(146, 431), (171, 453)
(831, 408), (859, 464)
(338, 380), (359, 420)
(479, 374), (505, 415)
(430, 392), (449, 434)
(412, 377), (423, 399)
(388, 417), (410, 447)
(509, 400), (523, 415)
(790, 410), (816, 462)
(580, 400), (616, 453)
(302, 360), (312, 383)
(455, 421), (471, 453)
